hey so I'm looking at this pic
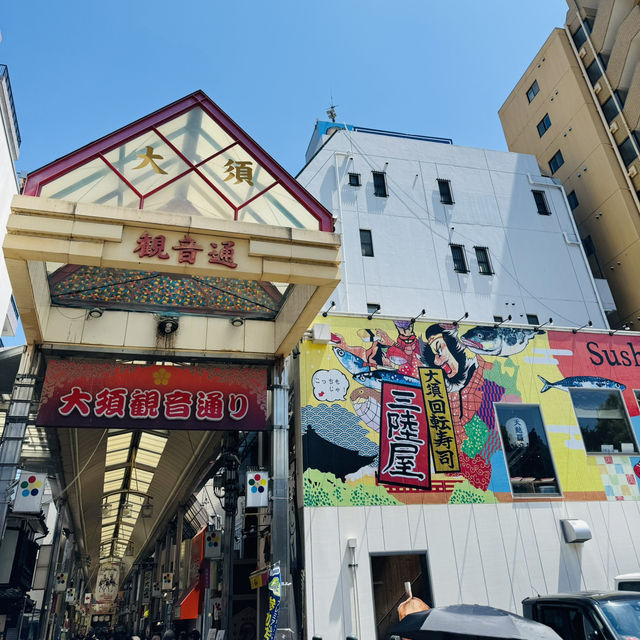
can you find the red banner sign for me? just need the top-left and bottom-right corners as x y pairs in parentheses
(36, 359), (267, 431)
(378, 382), (430, 490)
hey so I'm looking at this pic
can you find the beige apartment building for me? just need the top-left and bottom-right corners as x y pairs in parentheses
(500, 1), (640, 328)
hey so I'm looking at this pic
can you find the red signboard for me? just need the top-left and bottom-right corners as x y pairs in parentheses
(36, 359), (267, 431)
(378, 382), (430, 490)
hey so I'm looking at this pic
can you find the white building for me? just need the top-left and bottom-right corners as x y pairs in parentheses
(0, 64), (20, 346)
(293, 123), (640, 640)
(298, 121), (613, 329)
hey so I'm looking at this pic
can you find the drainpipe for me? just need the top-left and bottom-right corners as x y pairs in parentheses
(333, 151), (350, 312)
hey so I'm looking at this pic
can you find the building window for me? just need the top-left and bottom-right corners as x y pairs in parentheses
(601, 96), (620, 124)
(586, 59), (602, 85)
(495, 404), (560, 496)
(582, 234), (604, 278)
(450, 244), (468, 273)
(437, 179), (454, 204)
(526, 80), (540, 103)
(493, 315), (504, 323)
(372, 171), (387, 197)
(532, 190), (551, 215)
(618, 136), (638, 166)
(548, 150), (564, 174)
(370, 553), (433, 639)
(348, 172), (361, 187)
(526, 314), (539, 326)
(537, 113), (552, 137)
(568, 388), (637, 453)
(359, 229), (374, 257)
(572, 25), (587, 49)
(474, 246), (493, 275)
(567, 190), (579, 210)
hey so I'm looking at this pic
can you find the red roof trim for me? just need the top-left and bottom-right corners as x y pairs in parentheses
(23, 91), (334, 231)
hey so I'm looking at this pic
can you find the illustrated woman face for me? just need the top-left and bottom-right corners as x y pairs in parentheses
(428, 333), (459, 378)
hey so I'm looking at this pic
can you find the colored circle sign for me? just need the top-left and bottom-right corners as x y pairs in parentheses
(20, 475), (42, 498)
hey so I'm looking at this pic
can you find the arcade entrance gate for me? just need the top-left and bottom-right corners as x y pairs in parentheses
(0, 91), (340, 640)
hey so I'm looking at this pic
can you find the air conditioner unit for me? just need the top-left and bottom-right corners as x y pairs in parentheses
(593, 81), (602, 94)
(628, 165), (638, 178)
(609, 121), (619, 134)
(579, 46), (587, 58)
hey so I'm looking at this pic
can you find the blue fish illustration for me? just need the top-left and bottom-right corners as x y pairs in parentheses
(461, 326), (542, 357)
(332, 346), (370, 375)
(354, 369), (421, 391)
(538, 375), (626, 393)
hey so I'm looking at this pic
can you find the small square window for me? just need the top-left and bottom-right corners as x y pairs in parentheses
(548, 150), (564, 174)
(526, 80), (540, 103)
(526, 314), (539, 325)
(567, 190), (579, 210)
(372, 171), (387, 197)
(586, 59), (602, 85)
(618, 136), (638, 166)
(366, 303), (380, 316)
(601, 95), (619, 123)
(532, 190), (551, 215)
(474, 246), (493, 275)
(359, 229), (374, 257)
(450, 244), (468, 273)
(348, 173), (361, 187)
(572, 25), (587, 49)
(437, 179), (454, 205)
(537, 114), (551, 137)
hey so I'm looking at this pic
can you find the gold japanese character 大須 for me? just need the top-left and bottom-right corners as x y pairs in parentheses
(224, 159), (253, 185)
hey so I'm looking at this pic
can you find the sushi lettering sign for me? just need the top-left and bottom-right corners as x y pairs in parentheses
(36, 359), (267, 431)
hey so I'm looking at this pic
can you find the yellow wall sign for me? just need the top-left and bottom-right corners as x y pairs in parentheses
(419, 368), (460, 473)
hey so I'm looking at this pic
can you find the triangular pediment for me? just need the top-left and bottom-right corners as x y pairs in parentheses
(24, 91), (333, 231)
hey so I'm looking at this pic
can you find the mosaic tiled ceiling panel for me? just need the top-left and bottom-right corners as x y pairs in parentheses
(49, 265), (284, 318)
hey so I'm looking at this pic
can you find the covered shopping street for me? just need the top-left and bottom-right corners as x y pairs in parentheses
(0, 91), (340, 640)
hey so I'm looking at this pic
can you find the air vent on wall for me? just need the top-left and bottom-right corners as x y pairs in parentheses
(628, 165), (638, 178)
(609, 121), (619, 134)
(593, 81), (602, 94)
(579, 46), (587, 58)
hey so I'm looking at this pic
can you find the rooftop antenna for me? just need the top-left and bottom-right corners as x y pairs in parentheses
(326, 95), (338, 123)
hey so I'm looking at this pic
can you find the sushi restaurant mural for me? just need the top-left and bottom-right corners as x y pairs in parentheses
(300, 317), (640, 506)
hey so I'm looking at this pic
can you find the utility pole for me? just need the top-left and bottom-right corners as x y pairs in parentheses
(219, 433), (239, 639)
(271, 363), (296, 639)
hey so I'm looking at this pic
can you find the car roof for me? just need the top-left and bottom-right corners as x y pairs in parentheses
(523, 591), (640, 603)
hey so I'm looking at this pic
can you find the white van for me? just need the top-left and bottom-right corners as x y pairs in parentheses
(614, 573), (640, 591)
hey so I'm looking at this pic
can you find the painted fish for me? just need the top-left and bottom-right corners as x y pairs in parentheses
(332, 346), (369, 375)
(538, 375), (626, 393)
(460, 326), (542, 357)
(354, 369), (421, 391)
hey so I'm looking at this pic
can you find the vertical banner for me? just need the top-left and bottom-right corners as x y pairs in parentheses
(142, 571), (152, 604)
(96, 562), (120, 603)
(204, 526), (222, 559)
(65, 588), (76, 604)
(54, 573), (68, 592)
(84, 593), (92, 605)
(419, 368), (460, 473)
(246, 470), (269, 507)
(13, 471), (46, 513)
(162, 572), (173, 590)
(378, 383), (430, 489)
(152, 581), (161, 598)
(263, 565), (281, 640)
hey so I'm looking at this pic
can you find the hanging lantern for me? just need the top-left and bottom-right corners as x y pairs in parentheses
(505, 417), (529, 448)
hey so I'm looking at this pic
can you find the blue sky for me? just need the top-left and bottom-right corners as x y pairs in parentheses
(2, 0), (568, 179)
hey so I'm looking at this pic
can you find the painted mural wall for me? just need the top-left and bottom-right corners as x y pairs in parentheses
(300, 317), (640, 506)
